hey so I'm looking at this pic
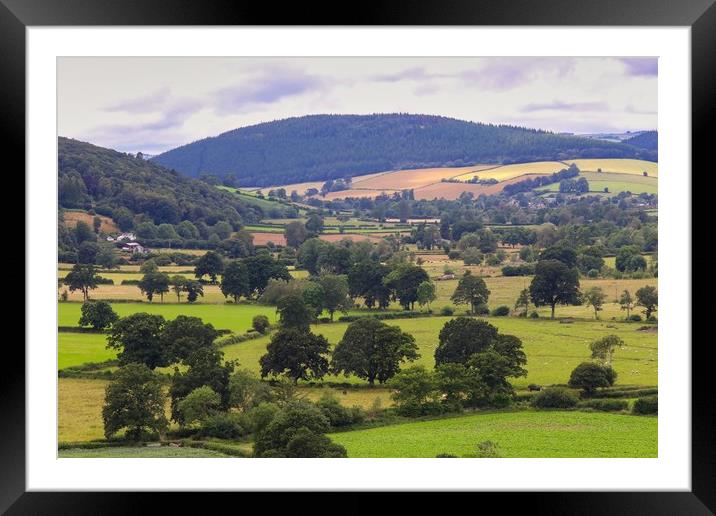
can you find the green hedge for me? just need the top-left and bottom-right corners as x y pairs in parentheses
(578, 399), (629, 412)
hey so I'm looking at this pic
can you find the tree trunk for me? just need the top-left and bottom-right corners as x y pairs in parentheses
(551, 304), (556, 319)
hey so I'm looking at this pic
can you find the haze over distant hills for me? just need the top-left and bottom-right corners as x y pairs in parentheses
(151, 114), (657, 187)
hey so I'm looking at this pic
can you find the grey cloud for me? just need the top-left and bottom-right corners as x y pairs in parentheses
(619, 58), (658, 77)
(104, 87), (172, 113)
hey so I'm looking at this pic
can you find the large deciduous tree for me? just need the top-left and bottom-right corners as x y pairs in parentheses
(106, 313), (167, 369)
(78, 300), (118, 330)
(331, 317), (419, 385)
(64, 263), (100, 301)
(529, 259), (580, 319)
(138, 271), (170, 303)
(450, 271), (490, 315)
(383, 263), (430, 310)
(635, 286), (658, 319)
(259, 328), (330, 383)
(102, 363), (168, 440)
(220, 260), (250, 302)
(194, 251), (224, 283)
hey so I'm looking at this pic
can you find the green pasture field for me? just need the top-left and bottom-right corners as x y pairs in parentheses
(58, 302), (277, 334)
(58, 333), (116, 370)
(243, 225), (285, 233)
(538, 171), (657, 195)
(59, 446), (232, 458)
(329, 410), (657, 457)
(220, 316), (657, 388)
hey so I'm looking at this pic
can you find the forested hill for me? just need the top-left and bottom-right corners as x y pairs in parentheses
(58, 137), (261, 227)
(623, 131), (658, 153)
(152, 114), (658, 187)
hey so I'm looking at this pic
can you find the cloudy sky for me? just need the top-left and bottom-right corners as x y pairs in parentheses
(57, 57), (657, 155)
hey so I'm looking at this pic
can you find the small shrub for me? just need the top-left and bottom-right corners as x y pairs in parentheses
(447, 250), (461, 260)
(532, 387), (579, 408)
(579, 399), (628, 412)
(440, 306), (454, 316)
(252, 315), (270, 334)
(475, 441), (501, 458)
(628, 314), (643, 322)
(529, 311), (539, 319)
(436, 453), (458, 458)
(632, 396), (658, 415)
(474, 303), (490, 316)
(198, 412), (249, 439)
(491, 305), (510, 317)
(587, 269), (600, 278)
(315, 394), (364, 428)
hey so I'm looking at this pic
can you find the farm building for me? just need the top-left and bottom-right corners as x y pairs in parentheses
(121, 242), (145, 253)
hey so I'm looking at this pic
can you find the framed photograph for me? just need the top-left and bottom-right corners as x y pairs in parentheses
(7, 0), (712, 510)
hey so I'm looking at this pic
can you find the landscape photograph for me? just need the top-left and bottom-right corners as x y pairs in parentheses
(57, 56), (658, 459)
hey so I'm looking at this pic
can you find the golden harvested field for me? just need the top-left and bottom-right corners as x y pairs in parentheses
(250, 232), (287, 246)
(320, 189), (401, 200)
(351, 165), (494, 190)
(413, 174), (549, 200)
(59, 283), (227, 303)
(565, 159), (658, 177)
(62, 211), (119, 233)
(58, 377), (392, 442)
(451, 161), (566, 182)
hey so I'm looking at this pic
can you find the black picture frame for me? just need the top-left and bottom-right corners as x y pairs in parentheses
(4, 0), (711, 511)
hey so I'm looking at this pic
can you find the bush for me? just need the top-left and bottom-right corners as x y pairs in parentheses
(632, 396), (658, 415)
(568, 362), (617, 395)
(627, 314), (643, 322)
(474, 303), (490, 316)
(245, 402), (280, 434)
(252, 315), (270, 334)
(529, 311), (539, 319)
(198, 412), (249, 439)
(315, 394), (365, 428)
(440, 306), (455, 316)
(501, 264), (535, 276)
(436, 453), (458, 458)
(447, 250), (461, 260)
(531, 387), (579, 408)
(475, 440), (501, 458)
(490, 305), (510, 316)
(579, 399), (628, 412)
(587, 269), (600, 278)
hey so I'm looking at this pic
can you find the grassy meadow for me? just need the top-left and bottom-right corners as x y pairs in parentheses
(329, 410), (657, 458)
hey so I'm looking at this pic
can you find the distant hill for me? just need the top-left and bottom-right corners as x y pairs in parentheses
(623, 131), (658, 153)
(152, 114), (657, 187)
(58, 137), (262, 227)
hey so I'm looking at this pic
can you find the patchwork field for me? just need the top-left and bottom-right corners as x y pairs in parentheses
(350, 165), (493, 189)
(565, 159), (658, 177)
(539, 171), (658, 195)
(329, 410), (657, 458)
(450, 161), (566, 182)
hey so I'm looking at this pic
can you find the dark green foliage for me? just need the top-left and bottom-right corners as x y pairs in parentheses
(623, 130), (658, 152)
(169, 346), (234, 423)
(252, 315), (270, 334)
(635, 286), (658, 319)
(450, 271), (490, 314)
(316, 274), (351, 321)
(529, 259), (581, 318)
(220, 260), (250, 302)
(102, 363), (168, 440)
(491, 305), (510, 316)
(276, 294), (315, 331)
(161, 315), (219, 364)
(137, 271), (170, 302)
(194, 251), (224, 283)
(434, 317), (499, 366)
(64, 263), (100, 301)
(383, 263), (430, 310)
(152, 114), (653, 186)
(501, 264), (535, 276)
(78, 300), (118, 330)
(259, 328), (330, 382)
(578, 399), (629, 412)
(106, 313), (167, 370)
(568, 362), (617, 395)
(531, 387), (579, 408)
(348, 260), (391, 309)
(253, 401), (346, 457)
(198, 412), (249, 439)
(244, 253), (291, 295)
(331, 317), (419, 385)
(389, 366), (443, 417)
(315, 394), (365, 428)
(632, 396), (658, 415)
(58, 137), (258, 227)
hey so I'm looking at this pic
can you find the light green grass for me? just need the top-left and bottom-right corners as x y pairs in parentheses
(329, 410), (657, 457)
(58, 333), (114, 369)
(59, 446), (231, 458)
(58, 302), (277, 333)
